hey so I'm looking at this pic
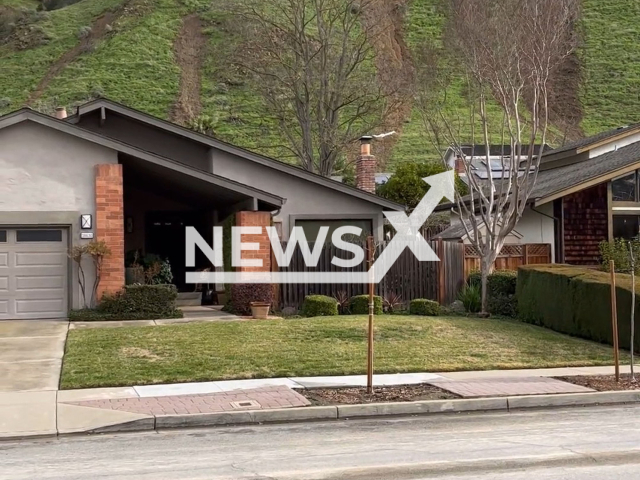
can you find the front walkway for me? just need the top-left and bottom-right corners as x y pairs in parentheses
(0, 365), (631, 439)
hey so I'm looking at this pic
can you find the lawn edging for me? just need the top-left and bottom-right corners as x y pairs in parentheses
(38, 389), (640, 440)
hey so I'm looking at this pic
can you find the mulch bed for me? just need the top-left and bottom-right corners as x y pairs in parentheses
(297, 384), (458, 406)
(555, 375), (640, 391)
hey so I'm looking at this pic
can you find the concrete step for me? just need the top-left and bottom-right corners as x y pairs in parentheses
(176, 292), (202, 307)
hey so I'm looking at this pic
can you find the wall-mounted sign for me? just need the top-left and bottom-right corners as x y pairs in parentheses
(81, 214), (92, 230)
(80, 232), (94, 239)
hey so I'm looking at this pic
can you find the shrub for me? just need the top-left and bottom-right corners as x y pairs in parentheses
(518, 264), (640, 352)
(230, 284), (273, 315)
(468, 270), (518, 316)
(302, 295), (338, 317)
(333, 291), (350, 314)
(96, 284), (182, 320)
(383, 292), (404, 313)
(458, 283), (481, 313)
(349, 295), (383, 315)
(599, 238), (640, 274)
(409, 299), (440, 316)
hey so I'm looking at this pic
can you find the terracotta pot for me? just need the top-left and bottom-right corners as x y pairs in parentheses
(250, 302), (271, 319)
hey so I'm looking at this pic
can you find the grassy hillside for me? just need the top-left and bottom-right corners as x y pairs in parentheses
(0, 0), (639, 169)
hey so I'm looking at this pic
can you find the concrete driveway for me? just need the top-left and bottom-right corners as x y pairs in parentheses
(0, 320), (68, 392)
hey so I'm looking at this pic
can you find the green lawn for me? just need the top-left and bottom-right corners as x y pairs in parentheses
(60, 315), (626, 390)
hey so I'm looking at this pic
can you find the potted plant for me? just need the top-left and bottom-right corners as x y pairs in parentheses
(250, 301), (271, 319)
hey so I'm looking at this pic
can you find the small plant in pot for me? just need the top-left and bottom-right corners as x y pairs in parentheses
(231, 284), (273, 319)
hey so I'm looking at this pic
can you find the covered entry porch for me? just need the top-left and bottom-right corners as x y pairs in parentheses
(119, 153), (283, 292)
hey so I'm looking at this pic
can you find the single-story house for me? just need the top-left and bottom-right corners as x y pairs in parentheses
(436, 123), (640, 265)
(0, 98), (402, 319)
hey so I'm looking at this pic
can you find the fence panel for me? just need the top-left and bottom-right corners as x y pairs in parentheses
(463, 243), (551, 278)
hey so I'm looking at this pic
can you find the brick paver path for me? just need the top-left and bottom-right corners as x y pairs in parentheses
(427, 377), (594, 398)
(67, 386), (310, 416)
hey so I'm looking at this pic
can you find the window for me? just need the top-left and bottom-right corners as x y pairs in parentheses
(16, 230), (62, 242)
(613, 216), (640, 240)
(294, 219), (373, 243)
(612, 172), (638, 202)
(0, 231), (5, 243)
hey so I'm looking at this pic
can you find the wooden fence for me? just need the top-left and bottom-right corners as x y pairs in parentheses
(277, 239), (465, 310)
(463, 243), (552, 279)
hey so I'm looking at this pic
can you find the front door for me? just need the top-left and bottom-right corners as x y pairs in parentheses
(145, 212), (208, 291)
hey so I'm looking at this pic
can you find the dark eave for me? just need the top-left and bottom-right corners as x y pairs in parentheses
(70, 98), (404, 211)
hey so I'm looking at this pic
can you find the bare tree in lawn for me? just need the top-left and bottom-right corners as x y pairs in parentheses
(416, 0), (580, 313)
(226, 0), (394, 177)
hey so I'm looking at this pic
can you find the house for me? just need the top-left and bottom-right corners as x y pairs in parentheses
(0, 98), (402, 319)
(436, 123), (640, 265)
(444, 144), (548, 184)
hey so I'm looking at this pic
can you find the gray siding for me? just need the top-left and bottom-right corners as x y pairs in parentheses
(76, 111), (210, 171)
(0, 121), (118, 310)
(209, 148), (385, 240)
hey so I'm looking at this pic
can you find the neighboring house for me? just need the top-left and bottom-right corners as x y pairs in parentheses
(0, 99), (402, 319)
(436, 123), (640, 265)
(443, 144), (548, 185)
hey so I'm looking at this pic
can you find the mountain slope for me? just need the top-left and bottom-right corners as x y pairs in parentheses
(1, 0), (639, 169)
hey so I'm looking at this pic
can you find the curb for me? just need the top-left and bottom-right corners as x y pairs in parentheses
(4, 390), (640, 440)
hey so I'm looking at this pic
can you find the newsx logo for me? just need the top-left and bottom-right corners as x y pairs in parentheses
(185, 171), (454, 284)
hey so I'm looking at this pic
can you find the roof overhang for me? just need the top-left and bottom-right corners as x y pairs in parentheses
(70, 99), (404, 211)
(0, 109), (285, 210)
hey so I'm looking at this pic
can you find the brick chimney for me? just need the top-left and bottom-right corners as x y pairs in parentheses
(356, 136), (376, 193)
(54, 107), (67, 120)
(454, 155), (466, 175)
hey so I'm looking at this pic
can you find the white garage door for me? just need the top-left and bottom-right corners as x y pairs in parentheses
(0, 229), (69, 320)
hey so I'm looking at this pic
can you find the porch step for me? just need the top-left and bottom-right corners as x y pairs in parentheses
(176, 292), (202, 307)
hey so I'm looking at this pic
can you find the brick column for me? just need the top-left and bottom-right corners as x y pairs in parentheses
(95, 164), (125, 298)
(356, 136), (376, 193)
(235, 211), (271, 273)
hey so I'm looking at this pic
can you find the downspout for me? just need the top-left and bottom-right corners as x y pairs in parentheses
(531, 201), (563, 263)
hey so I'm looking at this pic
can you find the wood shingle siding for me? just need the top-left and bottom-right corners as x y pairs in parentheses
(562, 183), (608, 265)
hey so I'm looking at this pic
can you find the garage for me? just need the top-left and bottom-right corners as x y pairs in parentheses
(0, 228), (69, 320)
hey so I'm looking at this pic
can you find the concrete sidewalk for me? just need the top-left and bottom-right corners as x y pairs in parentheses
(0, 365), (633, 440)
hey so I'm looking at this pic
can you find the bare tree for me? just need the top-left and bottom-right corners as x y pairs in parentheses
(416, 0), (580, 313)
(226, 0), (392, 176)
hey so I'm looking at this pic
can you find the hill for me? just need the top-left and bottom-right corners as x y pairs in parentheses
(1, 0), (639, 170)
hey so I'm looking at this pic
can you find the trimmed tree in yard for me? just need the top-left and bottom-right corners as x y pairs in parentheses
(415, 0), (580, 313)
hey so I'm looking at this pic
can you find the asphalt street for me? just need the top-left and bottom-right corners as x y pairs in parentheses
(2, 405), (640, 479)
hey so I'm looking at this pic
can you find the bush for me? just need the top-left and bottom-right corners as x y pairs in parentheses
(409, 299), (440, 316)
(349, 295), (382, 315)
(518, 265), (640, 352)
(230, 284), (273, 315)
(95, 284), (182, 320)
(468, 270), (518, 316)
(458, 283), (481, 313)
(302, 295), (338, 317)
(599, 238), (640, 274)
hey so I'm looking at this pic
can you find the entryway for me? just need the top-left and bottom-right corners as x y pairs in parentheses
(0, 228), (69, 320)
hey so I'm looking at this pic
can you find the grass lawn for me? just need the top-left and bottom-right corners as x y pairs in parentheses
(60, 315), (626, 390)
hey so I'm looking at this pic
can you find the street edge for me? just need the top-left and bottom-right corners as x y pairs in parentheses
(4, 390), (640, 441)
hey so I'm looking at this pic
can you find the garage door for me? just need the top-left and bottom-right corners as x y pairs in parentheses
(0, 229), (68, 320)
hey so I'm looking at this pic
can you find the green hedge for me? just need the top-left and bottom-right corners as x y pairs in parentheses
(302, 295), (338, 317)
(469, 270), (518, 316)
(89, 284), (182, 320)
(409, 299), (440, 316)
(349, 295), (383, 315)
(518, 264), (640, 352)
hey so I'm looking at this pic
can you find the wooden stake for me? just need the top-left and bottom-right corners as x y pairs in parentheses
(367, 236), (374, 394)
(610, 260), (620, 382)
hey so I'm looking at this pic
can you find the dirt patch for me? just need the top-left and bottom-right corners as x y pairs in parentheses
(169, 14), (207, 125)
(360, 0), (415, 168)
(0, 6), (50, 51)
(298, 384), (457, 406)
(120, 346), (163, 361)
(556, 375), (640, 392)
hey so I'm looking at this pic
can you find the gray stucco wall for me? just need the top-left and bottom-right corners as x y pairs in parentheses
(0, 121), (118, 310)
(209, 148), (386, 240)
(76, 111), (211, 171)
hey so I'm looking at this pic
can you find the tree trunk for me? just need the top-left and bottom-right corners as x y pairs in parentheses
(480, 257), (490, 315)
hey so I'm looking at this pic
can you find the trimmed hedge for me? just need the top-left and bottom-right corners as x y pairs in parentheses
(469, 270), (518, 316)
(349, 295), (383, 315)
(409, 299), (440, 316)
(518, 264), (640, 352)
(93, 284), (182, 320)
(230, 283), (273, 315)
(302, 295), (339, 317)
